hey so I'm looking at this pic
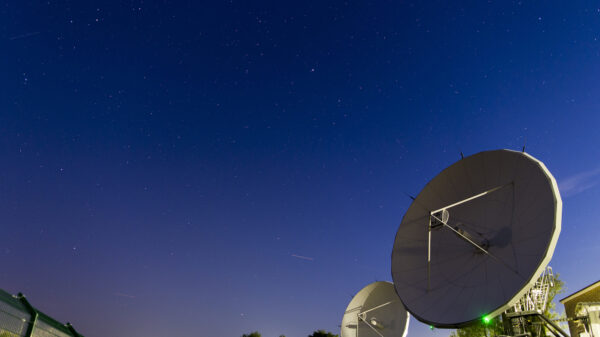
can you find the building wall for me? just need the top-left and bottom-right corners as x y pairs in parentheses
(562, 286), (600, 337)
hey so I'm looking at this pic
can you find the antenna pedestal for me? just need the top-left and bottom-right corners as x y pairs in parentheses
(503, 311), (569, 337)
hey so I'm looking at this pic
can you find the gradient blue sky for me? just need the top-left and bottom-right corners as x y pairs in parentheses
(1, 1), (600, 336)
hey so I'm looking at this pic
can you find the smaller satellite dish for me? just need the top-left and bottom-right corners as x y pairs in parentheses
(341, 281), (410, 337)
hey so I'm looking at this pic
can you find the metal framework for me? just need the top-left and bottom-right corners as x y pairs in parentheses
(502, 267), (569, 337)
(503, 310), (569, 337)
(426, 182), (515, 291)
(513, 267), (554, 313)
(355, 301), (396, 337)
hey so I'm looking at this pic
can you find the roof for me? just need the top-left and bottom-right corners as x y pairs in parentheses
(0, 288), (84, 337)
(560, 280), (600, 304)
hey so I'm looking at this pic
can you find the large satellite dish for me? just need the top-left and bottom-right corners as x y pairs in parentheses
(391, 149), (562, 328)
(341, 281), (410, 337)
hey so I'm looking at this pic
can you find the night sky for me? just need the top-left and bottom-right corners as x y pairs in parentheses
(1, 1), (600, 337)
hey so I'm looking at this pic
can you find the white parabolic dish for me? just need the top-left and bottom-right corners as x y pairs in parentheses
(391, 149), (562, 328)
(341, 281), (410, 337)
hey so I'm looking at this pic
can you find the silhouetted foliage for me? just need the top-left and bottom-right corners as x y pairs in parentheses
(242, 332), (261, 337)
(308, 330), (339, 337)
(0, 330), (19, 337)
(449, 316), (504, 337)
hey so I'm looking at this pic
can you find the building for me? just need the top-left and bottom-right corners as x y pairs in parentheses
(560, 280), (600, 337)
(0, 288), (84, 337)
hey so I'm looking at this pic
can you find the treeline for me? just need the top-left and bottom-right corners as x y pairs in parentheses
(242, 329), (338, 337)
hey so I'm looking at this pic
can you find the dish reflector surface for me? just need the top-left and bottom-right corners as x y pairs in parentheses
(391, 150), (561, 328)
(341, 281), (409, 337)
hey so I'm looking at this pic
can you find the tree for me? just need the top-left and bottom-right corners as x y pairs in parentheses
(0, 330), (19, 337)
(449, 272), (565, 337)
(308, 330), (339, 337)
(450, 316), (505, 337)
(242, 332), (261, 337)
(544, 272), (565, 319)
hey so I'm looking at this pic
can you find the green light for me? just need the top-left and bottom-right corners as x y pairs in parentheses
(429, 325), (434, 330)
(482, 315), (491, 324)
